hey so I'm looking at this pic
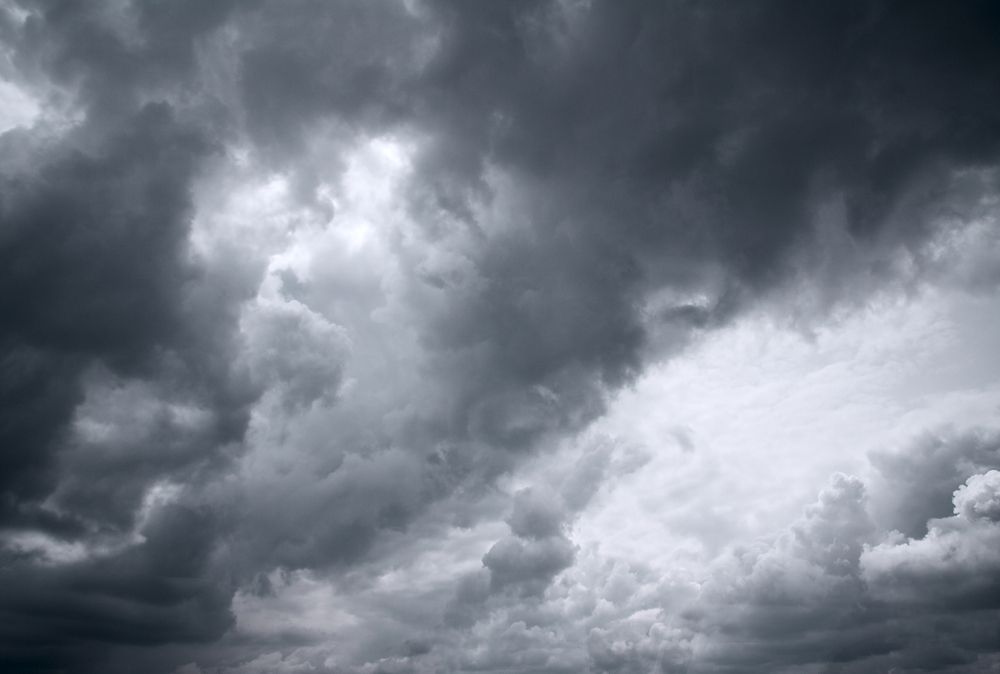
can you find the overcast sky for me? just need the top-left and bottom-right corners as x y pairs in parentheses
(2, 1), (1000, 672)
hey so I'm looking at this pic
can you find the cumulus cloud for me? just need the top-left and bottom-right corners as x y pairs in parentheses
(868, 428), (1000, 537)
(954, 471), (1000, 522)
(582, 436), (1000, 673)
(1, 0), (1000, 672)
(238, 294), (349, 409)
(864, 470), (1000, 609)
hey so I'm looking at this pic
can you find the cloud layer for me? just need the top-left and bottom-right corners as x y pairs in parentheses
(1, 1), (1000, 672)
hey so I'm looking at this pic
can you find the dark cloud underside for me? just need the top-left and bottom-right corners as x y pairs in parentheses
(1, 1), (1000, 672)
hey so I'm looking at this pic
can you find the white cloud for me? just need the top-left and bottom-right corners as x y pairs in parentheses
(569, 283), (1000, 577)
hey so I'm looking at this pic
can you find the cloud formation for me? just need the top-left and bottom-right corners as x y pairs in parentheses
(1, 0), (1000, 672)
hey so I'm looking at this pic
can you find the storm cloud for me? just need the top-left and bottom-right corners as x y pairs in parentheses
(2, 1), (1000, 672)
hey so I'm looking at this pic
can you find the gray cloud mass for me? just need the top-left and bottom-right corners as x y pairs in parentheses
(1, 1), (1000, 672)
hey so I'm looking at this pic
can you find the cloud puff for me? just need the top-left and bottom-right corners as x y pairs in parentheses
(868, 427), (1000, 536)
(483, 534), (576, 596)
(863, 469), (1000, 610)
(238, 295), (349, 409)
(954, 470), (1000, 522)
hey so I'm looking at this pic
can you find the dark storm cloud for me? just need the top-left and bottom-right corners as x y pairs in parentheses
(404, 0), (1000, 357)
(0, 103), (209, 519)
(2, 0), (1000, 672)
(0, 116), (246, 661)
(332, 0), (1000, 501)
(1, 1), (255, 670)
(217, 0), (1000, 581)
(0, 503), (232, 673)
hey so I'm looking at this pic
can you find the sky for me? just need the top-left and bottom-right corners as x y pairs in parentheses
(2, 1), (1000, 672)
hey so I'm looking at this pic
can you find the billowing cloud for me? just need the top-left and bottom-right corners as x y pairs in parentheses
(1, 1), (1000, 672)
(864, 470), (1000, 610)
